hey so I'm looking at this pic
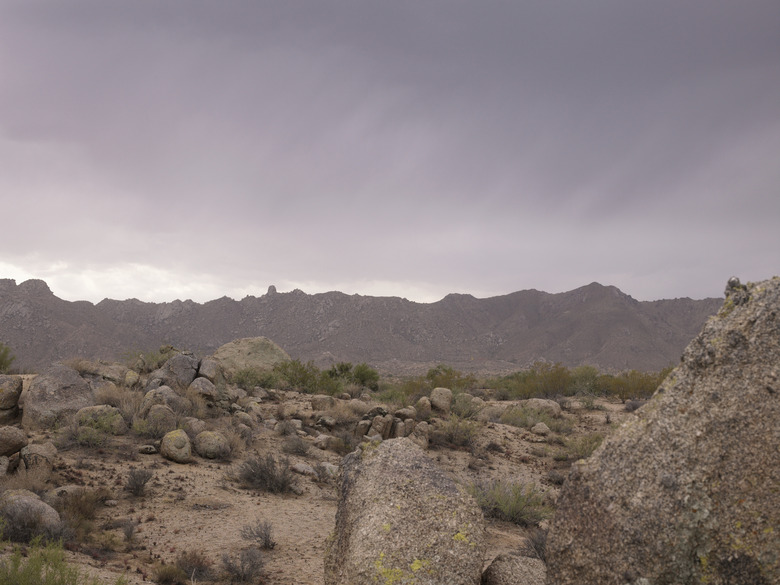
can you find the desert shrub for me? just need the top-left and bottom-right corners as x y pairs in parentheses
(329, 430), (359, 456)
(153, 563), (187, 585)
(499, 406), (573, 434)
(235, 455), (295, 494)
(117, 391), (144, 425)
(450, 393), (482, 419)
(0, 466), (52, 495)
(599, 366), (673, 400)
(232, 367), (279, 391)
(273, 359), (321, 393)
(175, 549), (213, 581)
(125, 469), (153, 497)
(130, 416), (170, 440)
(55, 488), (109, 543)
(429, 416), (481, 449)
(351, 363), (380, 391)
(0, 342), (15, 374)
(221, 548), (265, 583)
(275, 419), (298, 436)
(282, 436), (310, 456)
(546, 469), (566, 485)
(126, 345), (176, 374)
(221, 427), (247, 460)
(565, 433), (604, 461)
(0, 538), (127, 584)
(241, 519), (276, 550)
(468, 479), (552, 527)
(520, 527), (548, 562)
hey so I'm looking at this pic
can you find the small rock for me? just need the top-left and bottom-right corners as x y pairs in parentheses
(531, 422), (551, 436)
(138, 445), (158, 455)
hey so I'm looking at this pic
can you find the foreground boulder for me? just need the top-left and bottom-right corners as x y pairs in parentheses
(160, 429), (192, 463)
(547, 277), (780, 585)
(22, 365), (94, 430)
(0, 375), (22, 422)
(0, 489), (62, 541)
(325, 438), (485, 585)
(0, 425), (27, 457)
(212, 337), (290, 378)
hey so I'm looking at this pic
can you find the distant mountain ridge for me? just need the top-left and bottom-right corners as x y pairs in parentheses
(0, 278), (723, 374)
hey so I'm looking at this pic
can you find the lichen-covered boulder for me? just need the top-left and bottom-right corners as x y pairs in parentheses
(211, 337), (290, 378)
(325, 438), (485, 585)
(139, 385), (189, 417)
(160, 429), (192, 464)
(193, 430), (230, 459)
(547, 277), (780, 585)
(21, 366), (94, 430)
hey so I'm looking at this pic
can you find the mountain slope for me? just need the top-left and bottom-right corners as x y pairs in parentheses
(0, 278), (722, 373)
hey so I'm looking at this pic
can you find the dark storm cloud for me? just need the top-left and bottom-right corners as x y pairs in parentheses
(0, 1), (778, 303)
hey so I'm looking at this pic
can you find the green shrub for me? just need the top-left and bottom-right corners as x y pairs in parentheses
(0, 538), (127, 584)
(351, 363), (380, 391)
(126, 345), (176, 374)
(232, 368), (279, 391)
(235, 455), (295, 494)
(429, 416), (481, 449)
(468, 479), (552, 526)
(565, 433), (604, 461)
(499, 406), (572, 434)
(0, 342), (15, 374)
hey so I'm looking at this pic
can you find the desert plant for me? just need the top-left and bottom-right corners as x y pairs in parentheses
(127, 345), (176, 374)
(153, 563), (187, 585)
(241, 519), (276, 550)
(234, 454), (295, 494)
(282, 436), (310, 456)
(450, 393), (482, 419)
(54, 488), (109, 544)
(0, 342), (16, 373)
(429, 416), (481, 449)
(468, 479), (552, 527)
(520, 527), (548, 562)
(565, 432), (604, 461)
(125, 469), (153, 497)
(175, 549), (213, 581)
(0, 466), (52, 496)
(0, 538), (127, 584)
(232, 367), (279, 391)
(221, 548), (265, 583)
(351, 362), (380, 391)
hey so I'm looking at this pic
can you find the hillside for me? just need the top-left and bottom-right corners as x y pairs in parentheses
(0, 279), (722, 373)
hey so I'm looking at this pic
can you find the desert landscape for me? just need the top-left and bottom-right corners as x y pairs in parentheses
(0, 277), (778, 584)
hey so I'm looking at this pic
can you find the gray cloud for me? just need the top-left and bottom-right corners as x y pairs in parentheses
(1, 1), (778, 304)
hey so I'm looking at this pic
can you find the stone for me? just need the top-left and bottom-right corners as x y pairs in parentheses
(522, 398), (561, 417)
(430, 387), (453, 414)
(354, 419), (372, 437)
(0, 425), (27, 457)
(197, 357), (224, 385)
(311, 394), (336, 411)
(180, 416), (207, 439)
(0, 489), (61, 538)
(0, 406), (19, 424)
(0, 375), (22, 409)
(211, 337), (290, 378)
(481, 553), (546, 585)
(291, 462), (317, 477)
(139, 385), (189, 417)
(530, 422), (550, 436)
(193, 430), (230, 459)
(415, 396), (432, 420)
(188, 377), (218, 402)
(547, 277), (780, 585)
(20, 441), (57, 473)
(394, 406), (417, 420)
(325, 438), (485, 585)
(160, 429), (192, 464)
(367, 414), (395, 439)
(409, 421), (430, 449)
(138, 444), (157, 455)
(148, 352), (200, 389)
(76, 404), (128, 435)
(21, 365), (94, 430)
(145, 404), (177, 435)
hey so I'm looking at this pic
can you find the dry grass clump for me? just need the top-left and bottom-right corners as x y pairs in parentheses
(0, 465), (52, 495)
(564, 432), (604, 461)
(429, 416), (481, 449)
(241, 519), (276, 550)
(499, 406), (573, 434)
(468, 479), (552, 527)
(221, 547), (265, 583)
(125, 468), (154, 497)
(175, 549), (214, 582)
(54, 487), (111, 543)
(233, 454), (295, 494)
(153, 562), (188, 585)
(282, 436), (310, 456)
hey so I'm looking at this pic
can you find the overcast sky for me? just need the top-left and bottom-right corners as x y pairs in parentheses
(1, 1), (778, 304)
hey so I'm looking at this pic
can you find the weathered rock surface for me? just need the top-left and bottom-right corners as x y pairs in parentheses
(481, 553), (546, 585)
(21, 366), (94, 430)
(0, 489), (62, 538)
(76, 404), (128, 435)
(139, 385), (188, 417)
(160, 429), (192, 463)
(0, 375), (22, 409)
(0, 425), (27, 457)
(325, 438), (486, 585)
(212, 337), (290, 378)
(148, 352), (199, 389)
(193, 430), (229, 459)
(429, 387), (453, 414)
(547, 277), (780, 585)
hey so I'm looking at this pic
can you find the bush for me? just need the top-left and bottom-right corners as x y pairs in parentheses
(565, 433), (604, 461)
(126, 346), (177, 374)
(153, 563), (187, 585)
(232, 368), (279, 391)
(241, 519), (276, 550)
(468, 479), (552, 526)
(221, 548), (264, 583)
(429, 416), (481, 449)
(520, 527), (548, 562)
(282, 436), (310, 456)
(55, 488), (109, 544)
(0, 342), (15, 374)
(175, 549), (213, 581)
(351, 363), (380, 391)
(0, 539), (127, 584)
(235, 455), (295, 494)
(125, 469), (153, 497)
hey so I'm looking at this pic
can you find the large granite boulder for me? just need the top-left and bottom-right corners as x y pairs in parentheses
(0, 375), (22, 423)
(148, 352), (200, 390)
(547, 277), (780, 585)
(21, 366), (94, 430)
(0, 425), (27, 457)
(160, 429), (192, 464)
(0, 489), (62, 541)
(325, 438), (486, 585)
(211, 337), (290, 378)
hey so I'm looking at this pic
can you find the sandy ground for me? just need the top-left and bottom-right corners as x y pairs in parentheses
(3, 393), (631, 584)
